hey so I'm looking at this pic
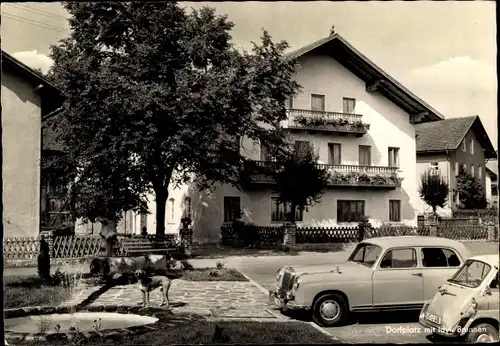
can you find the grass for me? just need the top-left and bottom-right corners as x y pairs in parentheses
(145, 267), (247, 282)
(17, 321), (335, 345)
(3, 276), (72, 309)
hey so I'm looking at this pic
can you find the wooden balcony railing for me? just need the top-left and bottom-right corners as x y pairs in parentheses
(281, 109), (369, 135)
(243, 161), (402, 189)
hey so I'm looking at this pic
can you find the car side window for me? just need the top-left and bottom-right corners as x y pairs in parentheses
(421, 248), (461, 268)
(380, 248), (417, 269)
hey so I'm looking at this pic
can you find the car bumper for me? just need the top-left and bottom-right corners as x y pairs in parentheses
(269, 290), (311, 311)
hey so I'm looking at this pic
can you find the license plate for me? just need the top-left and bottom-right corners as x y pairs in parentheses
(426, 312), (442, 325)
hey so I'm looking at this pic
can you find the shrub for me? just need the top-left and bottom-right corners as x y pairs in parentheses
(216, 261), (225, 269)
(209, 270), (219, 277)
(37, 238), (51, 282)
(180, 259), (194, 270)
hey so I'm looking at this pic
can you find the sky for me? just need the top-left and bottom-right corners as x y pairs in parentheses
(1, 1), (497, 151)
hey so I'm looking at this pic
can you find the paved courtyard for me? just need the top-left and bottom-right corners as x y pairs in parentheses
(87, 279), (281, 320)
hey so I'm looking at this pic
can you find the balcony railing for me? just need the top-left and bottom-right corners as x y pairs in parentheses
(243, 160), (402, 189)
(281, 109), (370, 135)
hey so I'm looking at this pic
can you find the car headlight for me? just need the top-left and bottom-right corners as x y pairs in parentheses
(471, 298), (478, 310)
(293, 276), (300, 290)
(276, 268), (283, 281)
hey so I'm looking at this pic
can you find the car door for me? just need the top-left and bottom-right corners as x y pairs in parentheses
(420, 247), (463, 300)
(372, 247), (424, 308)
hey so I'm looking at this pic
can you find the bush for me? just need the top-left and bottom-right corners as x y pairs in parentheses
(216, 261), (225, 269)
(37, 238), (51, 282)
(180, 259), (194, 270)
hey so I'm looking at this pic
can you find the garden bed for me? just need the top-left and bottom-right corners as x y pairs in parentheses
(4, 276), (73, 309)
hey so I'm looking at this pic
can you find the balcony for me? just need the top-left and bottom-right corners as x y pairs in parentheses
(242, 161), (403, 189)
(282, 109), (370, 136)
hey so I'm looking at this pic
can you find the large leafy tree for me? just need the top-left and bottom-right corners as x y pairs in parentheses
(272, 144), (330, 223)
(48, 2), (299, 236)
(418, 170), (449, 215)
(456, 170), (487, 209)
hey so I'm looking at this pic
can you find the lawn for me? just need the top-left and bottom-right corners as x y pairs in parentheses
(169, 267), (247, 281)
(16, 321), (336, 345)
(3, 276), (72, 309)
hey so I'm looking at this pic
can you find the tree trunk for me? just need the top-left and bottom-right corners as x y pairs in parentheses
(155, 190), (168, 237)
(101, 219), (118, 257)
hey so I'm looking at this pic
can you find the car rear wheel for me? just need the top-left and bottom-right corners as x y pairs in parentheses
(312, 293), (348, 327)
(465, 323), (499, 343)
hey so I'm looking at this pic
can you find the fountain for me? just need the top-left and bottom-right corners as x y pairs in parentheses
(4, 255), (161, 343)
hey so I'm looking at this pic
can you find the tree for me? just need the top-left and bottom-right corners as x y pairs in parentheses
(418, 170), (449, 215)
(456, 170), (487, 209)
(48, 2), (300, 236)
(272, 144), (330, 223)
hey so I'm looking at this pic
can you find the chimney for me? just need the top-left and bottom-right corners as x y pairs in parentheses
(330, 25), (335, 36)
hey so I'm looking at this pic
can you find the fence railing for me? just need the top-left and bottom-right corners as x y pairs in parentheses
(220, 222), (494, 248)
(4, 233), (183, 261)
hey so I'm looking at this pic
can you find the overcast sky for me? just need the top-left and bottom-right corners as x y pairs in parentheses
(2, 1), (497, 149)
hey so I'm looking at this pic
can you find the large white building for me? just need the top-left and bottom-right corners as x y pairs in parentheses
(126, 32), (446, 243)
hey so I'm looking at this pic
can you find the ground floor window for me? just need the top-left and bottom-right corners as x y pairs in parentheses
(223, 196), (241, 222)
(337, 200), (365, 222)
(389, 200), (401, 222)
(271, 197), (303, 221)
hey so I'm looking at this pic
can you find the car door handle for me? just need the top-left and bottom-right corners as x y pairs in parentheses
(411, 273), (423, 277)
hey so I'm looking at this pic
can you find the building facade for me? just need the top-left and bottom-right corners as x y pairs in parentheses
(415, 116), (496, 216)
(485, 165), (498, 207)
(2, 50), (62, 238)
(138, 33), (445, 242)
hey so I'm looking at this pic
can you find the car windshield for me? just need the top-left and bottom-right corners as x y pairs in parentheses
(448, 259), (492, 288)
(348, 243), (382, 267)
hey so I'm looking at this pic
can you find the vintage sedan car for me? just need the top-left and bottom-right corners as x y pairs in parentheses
(419, 254), (499, 343)
(270, 236), (471, 327)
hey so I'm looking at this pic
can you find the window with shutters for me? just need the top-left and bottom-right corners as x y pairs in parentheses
(342, 97), (356, 113)
(271, 198), (303, 222)
(389, 200), (401, 222)
(311, 94), (325, 111)
(294, 140), (312, 154)
(388, 147), (400, 168)
(285, 96), (294, 109)
(358, 145), (371, 166)
(223, 197), (241, 222)
(260, 143), (275, 161)
(328, 143), (342, 165)
(337, 200), (365, 222)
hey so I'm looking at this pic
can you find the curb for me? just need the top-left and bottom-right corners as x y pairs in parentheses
(238, 271), (343, 343)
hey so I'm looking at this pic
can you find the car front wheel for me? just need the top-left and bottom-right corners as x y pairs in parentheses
(465, 323), (499, 343)
(312, 293), (348, 327)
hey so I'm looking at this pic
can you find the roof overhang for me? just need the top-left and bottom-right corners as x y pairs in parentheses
(1, 50), (63, 112)
(287, 34), (444, 123)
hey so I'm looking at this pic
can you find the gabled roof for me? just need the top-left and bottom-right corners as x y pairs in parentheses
(286, 33), (444, 122)
(415, 115), (496, 159)
(1, 50), (61, 97)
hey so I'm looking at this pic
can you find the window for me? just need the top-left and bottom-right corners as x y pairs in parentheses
(453, 191), (460, 205)
(470, 140), (474, 154)
(271, 198), (303, 221)
(311, 94), (325, 111)
(462, 140), (466, 151)
(358, 145), (371, 166)
(348, 244), (382, 268)
(388, 147), (400, 168)
(389, 200), (401, 222)
(342, 97), (356, 113)
(140, 214), (147, 230)
(462, 163), (467, 174)
(337, 200), (365, 222)
(285, 96), (294, 109)
(471, 164), (475, 177)
(429, 162), (439, 176)
(328, 143), (342, 165)
(478, 165), (482, 179)
(260, 143), (274, 161)
(184, 197), (191, 219)
(455, 162), (459, 175)
(294, 140), (312, 154)
(168, 198), (175, 223)
(450, 259), (492, 288)
(380, 248), (417, 269)
(223, 196), (241, 222)
(421, 248), (461, 268)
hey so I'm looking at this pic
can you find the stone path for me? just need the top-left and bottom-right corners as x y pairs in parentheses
(87, 280), (283, 320)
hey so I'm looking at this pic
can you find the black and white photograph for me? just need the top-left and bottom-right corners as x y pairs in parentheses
(2, 1), (498, 345)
